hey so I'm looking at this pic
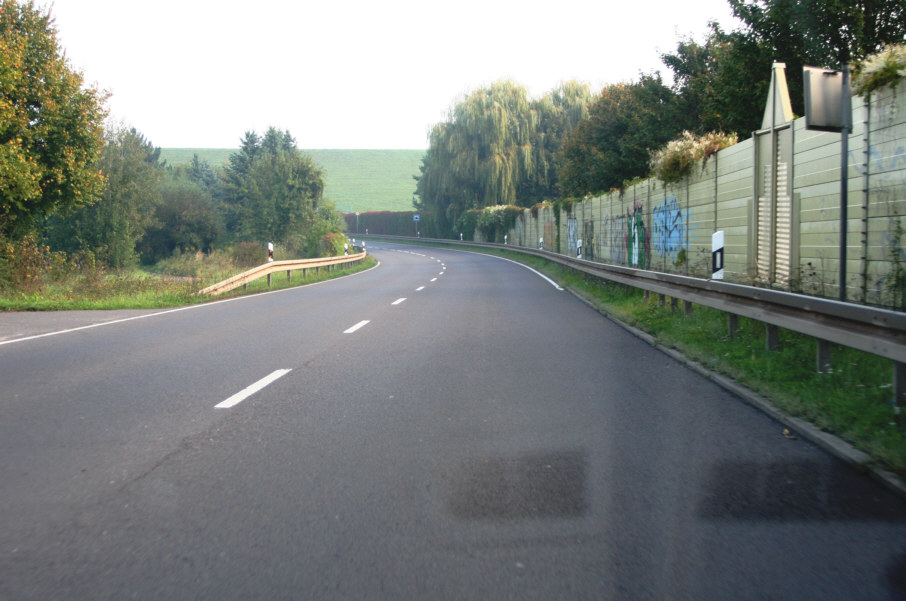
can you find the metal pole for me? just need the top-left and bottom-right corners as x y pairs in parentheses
(839, 64), (851, 301)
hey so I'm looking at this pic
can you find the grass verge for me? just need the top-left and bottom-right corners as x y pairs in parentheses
(0, 256), (377, 311)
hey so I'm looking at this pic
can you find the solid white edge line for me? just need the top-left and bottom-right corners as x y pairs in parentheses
(344, 319), (370, 333)
(392, 298), (407, 305)
(215, 369), (291, 409)
(460, 250), (564, 290)
(0, 260), (382, 347)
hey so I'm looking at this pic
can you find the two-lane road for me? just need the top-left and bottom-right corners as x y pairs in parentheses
(1, 243), (904, 600)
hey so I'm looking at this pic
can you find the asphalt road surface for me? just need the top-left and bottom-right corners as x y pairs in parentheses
(1, 242), (904, 600)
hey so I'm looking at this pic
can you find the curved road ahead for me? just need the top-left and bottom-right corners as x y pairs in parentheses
(1, 242), (904, 600)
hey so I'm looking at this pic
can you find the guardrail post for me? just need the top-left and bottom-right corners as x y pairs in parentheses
(895, 362), (905, 419)
(267, 273), (271, 287)
(817, 339), (832, 373)
(766, 324), (780, 351)
(287, 270), (291, 281)
(671, 297), (679, 312)
(659, 294), (666, 307)
(728, 314), (739, 338)
(644, 290), (650, 302)
(684, 300), (694, 317)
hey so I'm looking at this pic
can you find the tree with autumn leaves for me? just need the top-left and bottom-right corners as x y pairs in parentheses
(1, 1), (341, 271)
(0, 0), (107, 237)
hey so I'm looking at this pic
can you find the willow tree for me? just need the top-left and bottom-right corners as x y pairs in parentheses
(415, 80), (590, 236)
(519, 81), (592, 204)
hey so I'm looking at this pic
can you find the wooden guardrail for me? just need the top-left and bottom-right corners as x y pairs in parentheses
(198, 251), (367, 296)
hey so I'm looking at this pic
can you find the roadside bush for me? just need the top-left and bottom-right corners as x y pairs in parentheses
(318, 232), (347, 256)
(153, 249), (236, 280)
(0, 234), (67, 293)
(852, 43), (906, 99)
(649, 131), (738, 183)
(230, 241), (266, 268)
(454, 209), (482, 240)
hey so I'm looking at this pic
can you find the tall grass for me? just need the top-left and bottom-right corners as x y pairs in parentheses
(0, 242), (376, 311)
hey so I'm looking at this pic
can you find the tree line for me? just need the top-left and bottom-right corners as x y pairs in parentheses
(414, 0), (906, 238)
(4, 0), (906, 267)
(1, 0), (343, 275)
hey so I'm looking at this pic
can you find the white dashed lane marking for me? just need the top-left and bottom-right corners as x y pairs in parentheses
(344, 320), (370, 334)
(215, 369), (292, 409)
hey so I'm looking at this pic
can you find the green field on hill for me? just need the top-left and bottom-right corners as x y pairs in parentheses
(160, 148), (424, 213)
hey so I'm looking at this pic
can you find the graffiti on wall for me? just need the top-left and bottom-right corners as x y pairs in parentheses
(583, 221), (595, 261)
(604, 200), (648, 267)
(543, 221), (557, 250)
(853, 145), (906, 175)
(652, 196), (690, 262)
(626, 201), (647, 268)
(567, 218), (578, 254)
(608, 213), (626, 264)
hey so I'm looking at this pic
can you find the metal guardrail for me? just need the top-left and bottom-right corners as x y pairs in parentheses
(363, 235), (906, 369)
(198, 251), (367, 296)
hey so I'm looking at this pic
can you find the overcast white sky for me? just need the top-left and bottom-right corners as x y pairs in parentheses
(47, 0), (740, 149)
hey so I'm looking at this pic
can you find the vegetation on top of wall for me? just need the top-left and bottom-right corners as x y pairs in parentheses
(454, 209), (482, 240)
(852, 43), (906, 100)
(477, 205), (523, 242)
(558, 198), (576, 215)
(649, 131), (738, 183)
(530, 201), (552, 218)
(451, 205), (524, 242)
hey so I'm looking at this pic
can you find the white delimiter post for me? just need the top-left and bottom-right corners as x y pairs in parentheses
(711, 231), (724, 280)
(267, 242), (274, 287)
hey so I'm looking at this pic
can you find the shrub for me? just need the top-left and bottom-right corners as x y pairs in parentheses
(153, 249), (236, 280)
(530, 201), (550, 218)
(0, 235), (63, 293)
(319, 232), (348, 256)
(649, 131), (738, 184)
(454, 209), (482, 240)
(230, 241), (266, 268)
(852, 44), (906, 99)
